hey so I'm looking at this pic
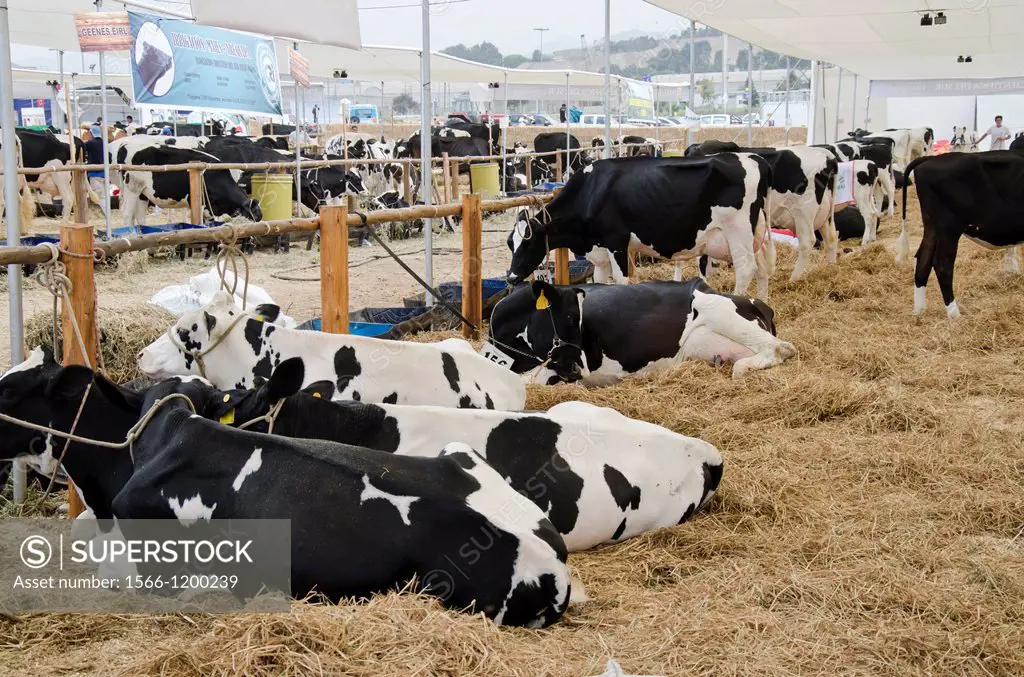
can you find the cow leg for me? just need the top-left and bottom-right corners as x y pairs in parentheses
(680, 291), (797, 378)
(121, 190), (139, 227)
(1002, 246), (1022, 275)
(790, 212), (816, 280)
(933, 230), (963, 318)
(912, 225), (938, 316)
(609, 248), (631, 285)
(53, 172), (75, 221)
(723, 227), (757, 295)
(881, 169), (896, 217)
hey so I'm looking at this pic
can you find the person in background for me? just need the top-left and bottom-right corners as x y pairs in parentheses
(83, 125), (107, 214)
(311, 105), (319, 124)
(559, 103), (567, 123)
(125, 114), (139, 134)
(975, 115), (1012, 150)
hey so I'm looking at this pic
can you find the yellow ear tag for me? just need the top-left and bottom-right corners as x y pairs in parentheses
(255, 315), (265, 322)
(219, 409), (236, 425)
(535, 291), (550, 311)
(222, 394), (231, 403)
(312, 392), (322, 399)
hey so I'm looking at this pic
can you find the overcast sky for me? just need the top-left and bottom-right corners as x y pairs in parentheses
(357, 0), (685, 54)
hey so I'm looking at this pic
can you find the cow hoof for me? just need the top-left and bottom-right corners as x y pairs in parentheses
(712, 355), (723, 368)
(946, 301), (961, 319)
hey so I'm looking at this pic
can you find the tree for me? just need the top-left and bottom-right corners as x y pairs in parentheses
(697, 78), (716, 106)
(441, 41), (503, 67)
(532, 49), (543, 62)
(502, 54), (529, 69)
(392, 93), (418, 115)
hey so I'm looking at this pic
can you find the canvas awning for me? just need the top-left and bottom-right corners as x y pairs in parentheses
(645, 0), (1024, 80)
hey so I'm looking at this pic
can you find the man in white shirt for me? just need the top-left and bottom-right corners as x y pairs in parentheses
(975, 115), (1012, 150)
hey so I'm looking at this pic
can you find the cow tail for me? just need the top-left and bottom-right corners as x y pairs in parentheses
(19, 181), (34, 235)
(763, 176), (776, 277)
(898, 155), (931, 263)
(829, 167), (838, 248)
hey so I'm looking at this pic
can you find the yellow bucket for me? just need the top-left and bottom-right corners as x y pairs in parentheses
(469, 163), (500, 198)
(250, 174), (294, 221)
(663, 150), (685, 157)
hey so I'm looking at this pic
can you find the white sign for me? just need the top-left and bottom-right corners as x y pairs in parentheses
(20, 108), (46, 126)
(835, 162), (855, 207)
(870, 77), (1024, 98)
(480, 342), (514, 370)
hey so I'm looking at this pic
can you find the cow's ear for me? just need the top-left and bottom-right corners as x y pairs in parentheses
(253, 303), (280, 324)
(91, 372), (144, 414)
(302, 381), (335, 400)
(266, 358), (305, 402)
(531, 280), (556, 310)
(45, 365), (95, 401)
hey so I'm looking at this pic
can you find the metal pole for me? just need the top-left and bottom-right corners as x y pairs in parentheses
(603, 0), (611, 158)
(58, 50), (65, 129)
(1, 0), (26, 502)
(864, 85), (872, 130)
(420, 0), (433, 304)
(291, 44), (302, 217)
(808, 59), (818, 144)
(97, 0), (111, 238)
(565, 72), (571, 174)
(71, 73), (79, 135)
(850, 74), (858, 138)
(380, 80), (385, 139)
(746, 42), (753, 146)
(784, 56), (791, 145)
(502, 72), (508, 190)
(721, 33), (728, 112)
(834, 66), (843, 143)
(688, 21), (695, 112)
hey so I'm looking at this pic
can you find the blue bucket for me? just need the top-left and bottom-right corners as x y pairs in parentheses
(351, 306), (429, 324)
(297, 318), (393, 337)
(540, 182), (565, 191)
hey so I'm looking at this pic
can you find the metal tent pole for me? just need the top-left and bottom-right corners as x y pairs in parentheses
(502, 71), (508, 190)
(746, 42), (753, 146)
(721, 33), (728, 112)
(565, 72), (570, 174)
(380, 80), (385, 139)
(833, 66), (844, 143)
(97, 0), (111, 237)
(864, 85), (872, 129)
(58, 50), (64, 129)
(688, 21), (695, 112)
(784, 55), (790, 145)
(603, 0), (611, 158)
(850, 74), (858, 137)
(420, 0), (433, 304)
(71, 73), (79, 134)
(808, 59), (819, 144)
(1, 0), (26, 502)
(292, 44), (301, 217)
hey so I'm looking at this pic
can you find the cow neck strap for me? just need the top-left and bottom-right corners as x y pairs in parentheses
(236, 398), (286, 435)
(545, 306), (582, 354)
(166, 312), (249, 379)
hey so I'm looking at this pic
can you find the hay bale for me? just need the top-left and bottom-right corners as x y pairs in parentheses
(24, 303), (175, 383)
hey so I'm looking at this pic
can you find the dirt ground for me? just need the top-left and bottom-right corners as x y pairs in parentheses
(2, 190), (1024, 677)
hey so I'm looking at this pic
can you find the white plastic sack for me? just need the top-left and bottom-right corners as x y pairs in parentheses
(149, 265), (296, 328)
(770, 230), (800, 248)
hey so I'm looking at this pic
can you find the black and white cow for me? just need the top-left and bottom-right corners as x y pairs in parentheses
(1009, 134), (1024, 152)
(442, 121), (502, 155)
(851, 127), (932, 171)
(203, 136), (323, 212)
(687, 141), (840, 279)
(534, 132), (585, 175)
(490, 280), (796, 383)
(1, 129), (85, 224)
(203, 357), (724, 551)
(901, 151), (1024, 317)
(119, 146), (261, 225)
(950, 126), (978, 152)
(0, 355), (571, 627)
(820, 140), (896, 216)
(507, 154), (772, 297)
(137, 292), (526, 409)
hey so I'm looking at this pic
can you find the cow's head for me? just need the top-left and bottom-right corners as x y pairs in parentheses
(201, 357), (309, 431)
(138, 292), (282, 380)
(518, 281), (587, 383)
(0, 347), (64, 475)
(506, 209), (550, 285)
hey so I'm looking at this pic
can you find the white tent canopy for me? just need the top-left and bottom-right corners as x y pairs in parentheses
(646, 0), (1024, 80)
(191, 0), (360, 49)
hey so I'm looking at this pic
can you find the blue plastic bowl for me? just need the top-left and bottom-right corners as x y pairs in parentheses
(297, 318), (394, 337)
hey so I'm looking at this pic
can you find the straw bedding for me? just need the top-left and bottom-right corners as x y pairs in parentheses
(3, 189), (1024, 676)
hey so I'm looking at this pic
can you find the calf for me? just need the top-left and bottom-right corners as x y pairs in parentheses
(207, 358), (724, 551)
(490, 280), (796, 383)
(901, 151), (1024, 317)
(507, 155), (772, 296)
(822, 140), (896, 216)
(1, 129), (80, 225)
(0, 359), (571, 627)
(137, 291), (526, 409)
(120, 146), (261, 225)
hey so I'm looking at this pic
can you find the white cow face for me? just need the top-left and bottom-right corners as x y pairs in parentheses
(138, 291), (247, 379)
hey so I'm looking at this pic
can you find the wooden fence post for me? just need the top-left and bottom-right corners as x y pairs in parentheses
(72, 168), (89, 222)
(554, 248), (570, 285)
(320, 205), (349, 334)
(188, 164), (203, 225)
(461, 194), (482, 340)
(525, 156), (533, 188)
(555, 153), (563, 182)
(450, 157), (460, 201)
(441, 153), (451, 203)
(60, 223), (97, 520)
(402, 159), (413, 205)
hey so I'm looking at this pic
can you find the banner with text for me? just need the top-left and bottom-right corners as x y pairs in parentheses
(75, 12), (133, 52)
(128, 12), (282, 116)
(623, 79), (654, 121)
(870, 77), (1024, 98)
